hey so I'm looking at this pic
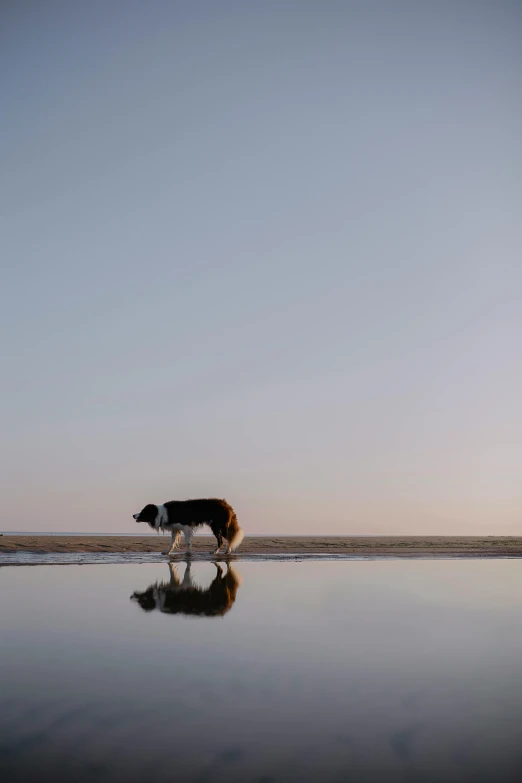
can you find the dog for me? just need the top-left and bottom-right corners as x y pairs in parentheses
(132, 498), (244, 556)
(131, 560), (242, 618)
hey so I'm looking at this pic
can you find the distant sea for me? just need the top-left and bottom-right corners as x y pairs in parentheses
(0, 531), (370, 537)
(0, 531), (173, 537)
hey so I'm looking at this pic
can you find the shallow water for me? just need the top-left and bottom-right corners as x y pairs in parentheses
(1, 560), (522, 782)
(0, 551), (371, 566)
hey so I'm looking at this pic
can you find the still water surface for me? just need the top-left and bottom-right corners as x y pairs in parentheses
(1, 560), (522, 782)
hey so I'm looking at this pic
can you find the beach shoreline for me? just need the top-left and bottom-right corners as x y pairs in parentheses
(1, 535), (522, 558)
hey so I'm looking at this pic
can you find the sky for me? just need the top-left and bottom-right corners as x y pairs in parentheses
(1, 1), (521, 534)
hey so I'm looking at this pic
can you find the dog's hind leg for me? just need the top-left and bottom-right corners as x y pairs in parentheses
(213, 533), (224, 555)
(210, 521), (225, 555)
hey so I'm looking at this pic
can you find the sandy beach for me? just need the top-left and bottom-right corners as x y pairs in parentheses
(1, 535), (522, 557)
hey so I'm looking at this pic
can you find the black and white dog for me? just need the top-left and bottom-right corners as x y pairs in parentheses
(132, 498), (244, 556)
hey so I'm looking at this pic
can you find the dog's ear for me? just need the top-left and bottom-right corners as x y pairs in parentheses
(142, 504), (158, 522)
(135, 504), (157, 522)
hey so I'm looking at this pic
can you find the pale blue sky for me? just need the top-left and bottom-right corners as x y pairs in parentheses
(1, 1), (521, 534)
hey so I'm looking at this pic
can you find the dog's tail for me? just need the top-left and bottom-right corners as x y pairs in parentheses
(226, 511), (245, 552)
(227, 564), (243, 587)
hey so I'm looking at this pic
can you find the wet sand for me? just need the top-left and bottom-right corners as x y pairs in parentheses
(1, 535), (522, 557)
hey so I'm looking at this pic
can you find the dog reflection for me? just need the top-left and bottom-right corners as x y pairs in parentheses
(131, 561), (242, 618)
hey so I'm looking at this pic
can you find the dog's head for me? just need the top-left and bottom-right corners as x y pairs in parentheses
(133, 504), (158, 526)
(131, 586), (158, 612)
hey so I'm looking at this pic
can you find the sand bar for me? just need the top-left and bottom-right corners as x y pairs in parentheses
(1, 535), (522, 557)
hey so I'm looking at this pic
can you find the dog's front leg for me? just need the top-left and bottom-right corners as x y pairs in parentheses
(168, 562), (181, 586)
(169, 530), (182, 553)
(182, 525), (193, 556)
(163, 529), (181, 556)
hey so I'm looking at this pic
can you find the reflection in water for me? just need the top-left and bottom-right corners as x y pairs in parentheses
(3, 561), (522, 782)
(131, 561), (242, 618)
